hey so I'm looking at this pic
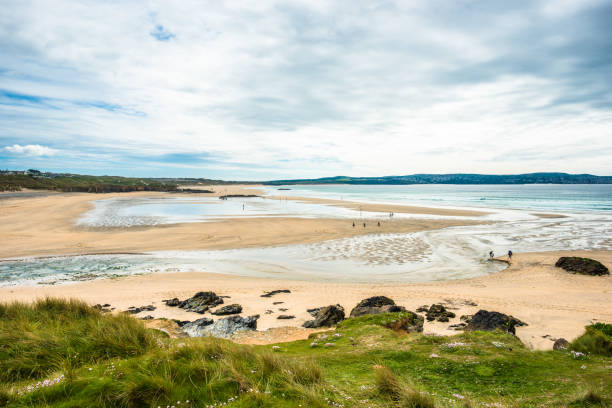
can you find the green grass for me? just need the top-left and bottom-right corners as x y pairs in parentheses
(0, 298), (157, 383)
(1, 300), (611, 407)
(571, 324), (612, 356)
(0, 173), (178, 193)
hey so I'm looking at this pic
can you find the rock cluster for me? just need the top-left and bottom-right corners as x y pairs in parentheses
(465, 310), (527, 335)
(125, 305), (155, 314)
(303, 305), (345, 328)
(555, 257), (609, 276)
(424, 304), (456, 322)
(164, 291), (224, 314)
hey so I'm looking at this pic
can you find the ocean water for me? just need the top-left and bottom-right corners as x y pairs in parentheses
(2, 184), (611, 286)
(265, 184), (612, 213)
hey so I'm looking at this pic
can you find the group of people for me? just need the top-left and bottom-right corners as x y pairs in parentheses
(489, 250), (513, 260)
(352, 221), (382, 228)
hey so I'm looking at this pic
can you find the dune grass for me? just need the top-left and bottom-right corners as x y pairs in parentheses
(0, 298), (157, 384)
(1, 300), (610, 407)
(571, 323), (612, 356)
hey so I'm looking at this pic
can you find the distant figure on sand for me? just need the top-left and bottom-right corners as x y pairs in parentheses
(508, 250), (513, 260)
(363, 222), (366, 228)
(352, 221), (355, 228)
(489, 251), (494, 260)
(377, 221), (381, 227)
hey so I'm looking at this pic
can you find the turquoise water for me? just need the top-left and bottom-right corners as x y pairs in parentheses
(265, 184), (612, 213)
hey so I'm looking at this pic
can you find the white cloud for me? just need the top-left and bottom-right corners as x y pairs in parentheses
(0, 1), (611, 178)
(4, 144), (57, 157)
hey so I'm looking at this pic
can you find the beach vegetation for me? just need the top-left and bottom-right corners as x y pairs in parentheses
(570, 323), (612, 356)
(1, 299), (610, 407)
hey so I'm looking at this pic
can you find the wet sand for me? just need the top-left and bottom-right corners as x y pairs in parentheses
(1, 250), (609, 350)
(270, 195), (488, 217)
(0, 187), (481, 259)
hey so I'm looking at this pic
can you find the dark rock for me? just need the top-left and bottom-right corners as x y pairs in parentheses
(172, 319), (191, 327)
(211, 304), (243, 315)
(303, 304), (345, 328)
(351, 304), (406, 317)
(163, 298), (180, 307)
(354, 296), (395, 308)
(465, 310), (527, 335)
(425, 304), (456, 322)
(460, 315), (473, 323)
(93, 304), (111, 313)
(177, 291), (223, 313)
(265, 310), (274, 314)
(555, 257), (609, 276)
(307, 307), (321, 316)
(416, 305), (430, 313)
(183, 315), (259, 338)
(553, 338), (570, 350)
(261, 289), (291, 297)
(273, 301), (284, 305)
(181, 317), (214, 336)
(384, 312), (424, 333)
(448, 323), (467, 330)
(125, 305), (156, 314)
(350, 296), (401, 317)
(277, 315), (295, 319)
(102, 303), (111, 307)
(140, 315), (154, 320)
(278, 308), (288, 312)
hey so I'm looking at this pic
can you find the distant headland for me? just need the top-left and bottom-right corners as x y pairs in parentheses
(1, 170), (611, 192)
(265, 172), (612, 185)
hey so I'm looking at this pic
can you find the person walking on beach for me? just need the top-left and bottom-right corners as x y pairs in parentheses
(489, 250), (494, 260)
(377, 221), (381, 227)
(363, 222), (366, 228)
(352, 221), (355, 228)
(508, 250), (513, 260)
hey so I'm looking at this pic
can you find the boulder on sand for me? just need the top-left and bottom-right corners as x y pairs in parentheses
(465, 310), (527, 335)
(167, 291), (224, 314)
(303, 304), (345, 328)
(211, 304), (243, 315)
(555, 257), (609, 276)
(425, 304), (456, 322)
(553, 338), (570, 350)
(183, 315), (259, 339)
(349, 296), (405, 317)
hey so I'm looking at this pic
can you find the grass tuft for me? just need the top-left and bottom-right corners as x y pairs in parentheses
(0, 297), (158, 383)
(571, 325), (612, 356)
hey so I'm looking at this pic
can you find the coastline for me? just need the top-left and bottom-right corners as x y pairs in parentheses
(0, 187), (484, 259)
(1, 249), (610, 350)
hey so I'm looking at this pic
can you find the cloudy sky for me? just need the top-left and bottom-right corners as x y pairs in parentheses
(1, 0), (611, 179)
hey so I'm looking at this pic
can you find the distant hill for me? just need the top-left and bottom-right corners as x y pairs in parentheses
(265, 173), (612, 185)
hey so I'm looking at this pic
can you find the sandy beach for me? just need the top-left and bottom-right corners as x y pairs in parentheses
(0, 187), (482, 259)
(1, 187), (610, 351)
(1, 248), (610, 350)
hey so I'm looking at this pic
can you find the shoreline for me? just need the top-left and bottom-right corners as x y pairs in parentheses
(1, 249), (610, 350)
(0, 187), (485, 259)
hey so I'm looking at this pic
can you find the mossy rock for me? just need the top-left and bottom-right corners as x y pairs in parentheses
(555, 257), (609, 276)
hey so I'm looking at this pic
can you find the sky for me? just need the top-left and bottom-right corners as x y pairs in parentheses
(1, 0), (611, 180)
